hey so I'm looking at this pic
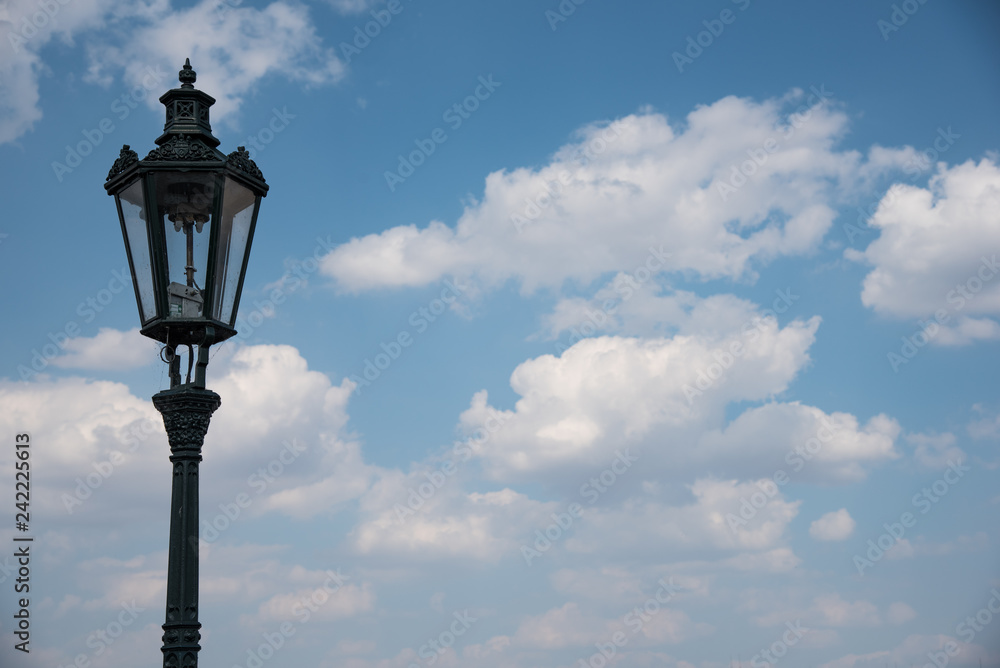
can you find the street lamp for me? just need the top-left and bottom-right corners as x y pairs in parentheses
(104, 59), (268, 668)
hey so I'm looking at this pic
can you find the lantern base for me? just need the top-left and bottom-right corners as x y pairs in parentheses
(139, 319), (237, 347)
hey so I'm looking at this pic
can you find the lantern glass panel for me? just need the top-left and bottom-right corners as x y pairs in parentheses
(116, 179), (157, 322)
(153, 172), (217, 320)
(211, 177), (256, 324)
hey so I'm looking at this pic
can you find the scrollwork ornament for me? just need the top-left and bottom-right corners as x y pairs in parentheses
(145, 135), (219, 162)
(106, 144), (139, 181)
(225, 146), (265, 182)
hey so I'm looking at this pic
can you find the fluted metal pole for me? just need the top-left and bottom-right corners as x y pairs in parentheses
(152, 387), (221, 668)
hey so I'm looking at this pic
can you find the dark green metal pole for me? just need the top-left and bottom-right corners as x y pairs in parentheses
(152, 386), (221, 668)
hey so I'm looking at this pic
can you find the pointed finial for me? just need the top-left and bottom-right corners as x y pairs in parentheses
(179, 58), (196, 88)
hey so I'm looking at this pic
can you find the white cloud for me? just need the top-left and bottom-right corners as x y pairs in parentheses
(321, 93), (906, 294)
(84, 0), (345, 123)
(454, 303), (897, 489)
(884, 538), (915, 560)
(695, 402), (900, 484)
(0, 375), (164, 520)
(821, 633), (990, 668)
(812, 594), (880, 627)
(0, 343), (369, 527)
(847, 158), (1000, 343)
(461, 313), (823, 481)
(247, 579), (375, 624)
(50, 327), (159, 370)
(809, 509), (856, 542)
(495, 600), (709, 654)
(906, 431), (966, 469)
(352, 484), (545, 561)
(0, 0), (342, 145)
(886, 602), (916, 625)
(326, 0), (377, 13)
(506, 602), (614, 650)
(720, 547), (803, 573)
(0, 50), (43, 144)
(0, 0), (119, 142)
(541, 285), (785, 343)
(967, 405), (1000, 440)
(196, 344), (375, 518)
(566, 478), (802, 558)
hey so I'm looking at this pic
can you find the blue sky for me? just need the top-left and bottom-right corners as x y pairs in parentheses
(1, 0), (1000, 667)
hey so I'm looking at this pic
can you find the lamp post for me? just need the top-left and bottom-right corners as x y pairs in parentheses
(104, 59), (268, 668)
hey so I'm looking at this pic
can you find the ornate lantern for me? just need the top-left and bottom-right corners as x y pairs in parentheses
(105, 59), (267, 386)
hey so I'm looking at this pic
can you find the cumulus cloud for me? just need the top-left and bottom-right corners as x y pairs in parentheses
(352, 485), (546, 561)
(906, 431), (966, 469)
(695, 402), (900, 484)
(566, 478), (803, 558)
(0, 0), (341, 145)
(0, 342), (370, 528)
(452, 299), (897, 489)
(0, 0), (120, 142)
(809, 509), (856, 542)
(812, 594), (881, 627)
(321, 92), (909, 294)
(847, 158), (1000, 344)
(460, 313), (823, 481)
(0, 375), (165, 521)
(84, 0), (344, 122)
(541, 284), (795, 344)
(50, 327), (159, 370)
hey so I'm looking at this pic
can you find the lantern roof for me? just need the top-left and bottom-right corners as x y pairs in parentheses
(157, 58), (221, 148)
(104, 59), (268, 194)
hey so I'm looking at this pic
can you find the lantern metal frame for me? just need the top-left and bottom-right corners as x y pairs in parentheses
(105, 58), (268, 366)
